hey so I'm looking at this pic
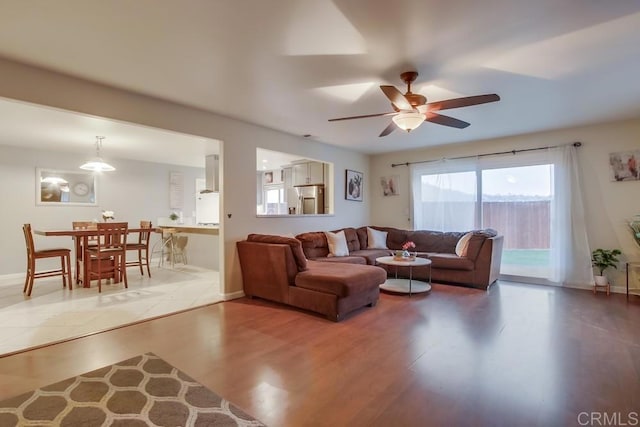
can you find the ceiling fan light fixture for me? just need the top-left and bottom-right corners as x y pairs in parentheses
(392, 111), (424, 132)
(80, 136), (116, 172)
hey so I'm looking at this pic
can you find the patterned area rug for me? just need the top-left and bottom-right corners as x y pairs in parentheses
(0, 352), (264, 426)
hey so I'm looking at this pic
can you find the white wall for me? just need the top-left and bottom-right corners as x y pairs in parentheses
(0, 144), (217, 274)
(370, 117), (640, 287)
(0, 58), (370, 296)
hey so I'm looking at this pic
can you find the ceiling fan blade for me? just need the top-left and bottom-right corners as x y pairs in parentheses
(379, 121), (397, 137)
(328, 112), (396, 122)
(427, 94), (500, 111)
(380, 85), (413, 111)
(426, 112), (470, 129)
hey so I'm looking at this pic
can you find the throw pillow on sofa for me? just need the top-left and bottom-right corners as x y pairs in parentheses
(455, 232), (474, 257)
(325, 230), (349, 257)
(367, 227), (388, 249)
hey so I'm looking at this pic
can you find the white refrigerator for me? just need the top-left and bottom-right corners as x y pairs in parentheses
(196, 192), (220, 225)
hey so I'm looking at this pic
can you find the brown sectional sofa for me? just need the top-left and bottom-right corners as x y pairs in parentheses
(296, 226), (503, 290)
(237, 234), (386, 321)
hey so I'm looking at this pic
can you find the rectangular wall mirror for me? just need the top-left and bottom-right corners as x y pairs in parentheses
(256, 148), (334, 216)
(36, 168), (97, 206)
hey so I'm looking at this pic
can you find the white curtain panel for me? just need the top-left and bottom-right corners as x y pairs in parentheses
(410, 158), (478, 232)
(548, 145), (593, 286)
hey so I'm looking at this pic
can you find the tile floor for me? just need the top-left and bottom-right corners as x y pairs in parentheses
(0, 265), (221, 356)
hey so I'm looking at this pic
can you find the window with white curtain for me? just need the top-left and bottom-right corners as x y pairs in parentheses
(411, 145), (592, 285)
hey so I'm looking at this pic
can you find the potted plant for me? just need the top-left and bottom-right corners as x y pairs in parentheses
(591, 248), (622, 286)
(169, 212), (179, 223)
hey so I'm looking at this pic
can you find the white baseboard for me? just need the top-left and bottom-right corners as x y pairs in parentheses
(0, 272), (24, 280)
(220, 290), (245, 300)
(499, 275), (629, 294)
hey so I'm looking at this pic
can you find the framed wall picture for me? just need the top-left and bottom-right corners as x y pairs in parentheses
(36, 168), (97, 206)
(345, 169), (363, 201)
(610, 150), (640, 181)
(380, 175), (399, 196)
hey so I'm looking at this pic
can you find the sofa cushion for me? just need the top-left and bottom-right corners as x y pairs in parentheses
(297, 227), (361, 258)
(350, 249), (393, 265)
(296, 261), (387, 297)
(427, 253), (475, 270)
(296, 231), (329, 259)
(357, 226), (409, 251)
(367, 227), (388, 249)
(407, 230), (461, 253)
(310, 256), (366, 265)
(340, 227), (361, 252)
(247, 234), (308, 271)
(325, 230), (349, 256)
(382, 227), (410, 250)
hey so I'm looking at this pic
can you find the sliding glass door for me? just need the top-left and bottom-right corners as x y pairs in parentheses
(412, 156), (554, 280)
(482, 165), (552, 278)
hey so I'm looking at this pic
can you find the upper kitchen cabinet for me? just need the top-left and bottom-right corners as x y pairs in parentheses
(292, 161), (324, 186)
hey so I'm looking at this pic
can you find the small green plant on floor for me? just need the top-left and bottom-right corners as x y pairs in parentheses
(169, 212), (179, 221)
(591, 248), (622, 276)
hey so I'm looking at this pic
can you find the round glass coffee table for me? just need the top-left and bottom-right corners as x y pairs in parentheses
(376, 256), (432, 296)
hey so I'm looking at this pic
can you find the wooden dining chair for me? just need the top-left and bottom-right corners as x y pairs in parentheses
(71, 221), (98, 285)
(22, 224), (72, 297)
(126, 220), (153, 277)
(85, 222), (128, 292)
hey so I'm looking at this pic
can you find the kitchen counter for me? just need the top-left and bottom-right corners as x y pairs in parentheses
(158, 224), (219, 235)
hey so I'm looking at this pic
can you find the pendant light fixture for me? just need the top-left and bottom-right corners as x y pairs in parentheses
(80, 136), (115, 172)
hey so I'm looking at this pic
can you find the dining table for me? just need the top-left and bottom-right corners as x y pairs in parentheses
(34, 226), (158, 288)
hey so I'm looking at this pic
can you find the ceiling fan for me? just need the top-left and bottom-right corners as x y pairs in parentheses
(328, 71), (500, 137)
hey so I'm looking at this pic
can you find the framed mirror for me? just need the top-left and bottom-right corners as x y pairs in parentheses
(36, 168), (97, 206)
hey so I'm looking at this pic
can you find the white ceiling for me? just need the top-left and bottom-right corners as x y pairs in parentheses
(0, 98), (218, 168)
(0, 0), (639, 157)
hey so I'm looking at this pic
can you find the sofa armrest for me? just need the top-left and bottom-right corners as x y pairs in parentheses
(237, 241), (298, 303)
(473, 235), (503, 288)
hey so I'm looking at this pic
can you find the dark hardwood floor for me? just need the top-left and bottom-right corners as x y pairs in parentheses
(1, 281), (638, 426)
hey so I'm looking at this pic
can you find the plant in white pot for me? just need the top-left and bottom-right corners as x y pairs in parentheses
(591, 248), (622, 286)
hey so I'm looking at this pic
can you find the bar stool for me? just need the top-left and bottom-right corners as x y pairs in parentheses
(151, 227), (179, 268)
(172, 235), (188, 265)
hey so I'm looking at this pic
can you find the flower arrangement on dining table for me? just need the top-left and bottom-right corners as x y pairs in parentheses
(102, 210), (115, 221)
